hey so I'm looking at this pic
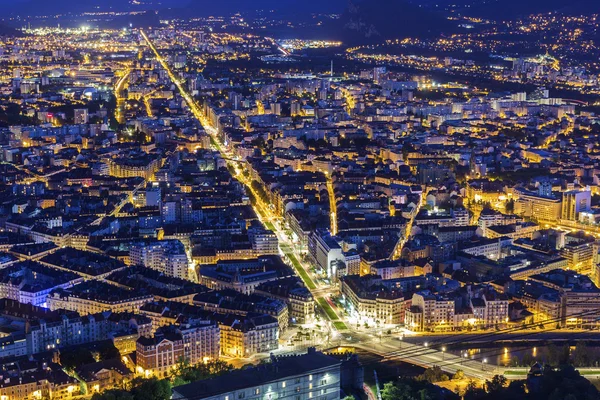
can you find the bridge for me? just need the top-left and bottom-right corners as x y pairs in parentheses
(351, 340), (499, 381)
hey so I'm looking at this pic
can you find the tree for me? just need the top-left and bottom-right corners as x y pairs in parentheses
(60, 347), (95, 370)
(380, 380), (449, 400)
(572, 342), (590, 367)
(464, 379), (487, 400)
(453, 370), (465, 381)
(521, 352), (535, 367)
(91, 390), (134, 400)
(381, 381), (404, 400)
(417, 366), (449, 383)
(98, 344), (121, 361)
(130, 378), (171, 400)
(172, 360), (233, 385)
(485, 375), (507, 393)
(547, 343), (570, 366)
(505, 199), (515, 214)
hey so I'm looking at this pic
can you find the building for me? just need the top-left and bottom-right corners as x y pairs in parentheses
(136, 331), (184, 378)
(136, 320), (220, 378)
(528, 269), (600, 328)
(514, 189), (562, 221)
(74, 108), (89, 124)
(248, 223), (279, 255)
(340, 275), (405, 325)
(254, 277), (315, 324)
(308, 230), (345, 280)
(198, 256), (294, 295)
(47, 281), (154, 315)
(477, 209), (520, 237)
(510, 280), (561, 323)
(368, 260), (411, 280)
(561, 190), (591, 221)
(76, 359), (133, 396)
(213, 313), (279, 358)
(194, 290), (289, 332)
(172, 348), (341, 400)
(478, 291), (509, 328)
(0, 298), (150, 357)
(0, 357), (81, 400)
(109, 153), (161, 180)
(0, 261), (83, 307)
(130, 240), (190, 280)
(486, 222), (539, 241)
(459, 237), (503, 260)
(406, 291), (455, 332)
(561, 287), (600, 329)
(560, 232), (596, 273)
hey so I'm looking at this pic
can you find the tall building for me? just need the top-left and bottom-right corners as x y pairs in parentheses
(74, 108), (89, 124)
(561, 190), (591, 221)
(248, 223), (279, 255)
(308, 230), (345, 279)
(130, 240), (190, 280)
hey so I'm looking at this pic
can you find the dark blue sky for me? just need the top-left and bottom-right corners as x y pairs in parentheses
(0, 0), (348, 15)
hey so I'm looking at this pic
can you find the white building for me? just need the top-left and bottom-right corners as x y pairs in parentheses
(172, 348), (341, 400)
(248, 224), (279, 255)
(130, 240), (190, 280)
(308, 230), (345, 279)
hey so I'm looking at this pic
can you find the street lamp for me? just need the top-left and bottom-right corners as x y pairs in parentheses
(442, 346), (446, 360)
(482, 358), (487, 371)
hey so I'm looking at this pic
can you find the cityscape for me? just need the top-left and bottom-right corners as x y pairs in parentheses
(0, 0), (598, 399)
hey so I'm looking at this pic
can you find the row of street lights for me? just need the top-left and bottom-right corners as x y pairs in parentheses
(423, 342), (488, 370)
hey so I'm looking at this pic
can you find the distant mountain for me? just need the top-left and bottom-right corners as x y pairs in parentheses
(472, 0), (597, 19)
(0, 24), (21, 37)
(179, 0), (346, 17)
(321, 0), (459, 44)
(2, 0), (185, 16)
(412, 0), (599, 20)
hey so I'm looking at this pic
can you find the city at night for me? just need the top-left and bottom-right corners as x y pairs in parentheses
(0, 0), (599, 399)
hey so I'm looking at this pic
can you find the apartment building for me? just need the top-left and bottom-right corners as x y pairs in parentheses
(130, 239), (190, 280)
(213, 313), (279, 358)
(340, 275), (405, 324)
(136, 321), (220, 378)
(47, 281), (154, 315)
